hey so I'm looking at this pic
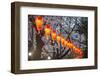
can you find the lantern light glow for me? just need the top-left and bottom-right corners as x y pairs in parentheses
(45, 25), (51, 38)
(57, 34), (61, 44)
(61, 37), (66, 46)
(35, 16), (43, 32)
(51, 30), (57, 41)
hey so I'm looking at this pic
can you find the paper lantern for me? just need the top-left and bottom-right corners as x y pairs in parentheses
(51, 30), (57, 41)
(57, 34), (61, 44)
(66, 42), (73, 49)
(69, 43), (74, 49)
(79, 50), (83, 56)
(64, 40), (68, 47)
(75, 48), (83, 58)
(45, 25), (51, 38)
(35, 16), (43, 31)
(74, 47), (81, 54)
(61, 37), (66, 46)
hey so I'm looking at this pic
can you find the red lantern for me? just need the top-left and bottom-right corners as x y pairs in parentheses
(61, 37), (66, 46)
(57, 34), (61, 44)
(66, 42), (73, 49)
(75, 49), (84, 58)
(73, 47), (81, 55)
(35, 16), (43, 32)
(45, 25), (51, 38)
(64, 40), (68, 47)
(51, 30), (57, 41)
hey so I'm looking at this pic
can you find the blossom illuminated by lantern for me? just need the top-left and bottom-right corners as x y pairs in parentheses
(45, 25), (51, 38)
(51, 30), (57, 41)
(57, 34), (61, 44)
(35, 16), (43, 31)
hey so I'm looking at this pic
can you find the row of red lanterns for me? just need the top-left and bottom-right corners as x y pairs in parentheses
(35, 16), (83, 58)
(45, 25), (83, 57)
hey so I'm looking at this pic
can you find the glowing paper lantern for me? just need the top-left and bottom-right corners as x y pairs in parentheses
(57, 34), (61, 44)
(76, 48), (82, 55)
(64, 40), (68, 47)
(73, 46), (77, 50)
(79, 50), (83, 56)
(35, 16), (43, 32)
(66, 42), (73, 49)
(51, 30), (57, 41)
(73, 47), (82, 55)
(75, 48), (83, 58)
(45, 25), (51, 38)
(61, 37), (66, 46)
(71, 45), (84, 58)
(69, 43), (74, 49)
